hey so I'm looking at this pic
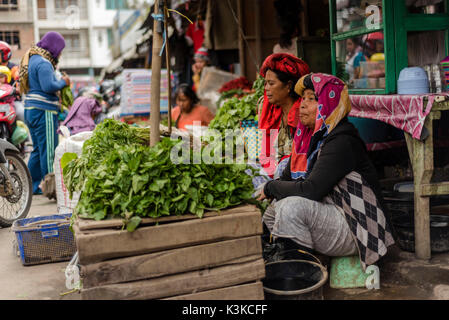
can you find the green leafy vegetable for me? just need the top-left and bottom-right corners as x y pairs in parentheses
(63, 119), (256, 232)
(209, 76), (265, 134)
(60, 153), (78, 170)
(61, 86), (74, 110)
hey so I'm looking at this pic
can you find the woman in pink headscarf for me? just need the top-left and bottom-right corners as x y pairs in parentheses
(260, 73), (396, 269)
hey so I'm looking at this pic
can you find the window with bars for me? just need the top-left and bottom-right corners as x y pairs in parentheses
(0, 0), (18, 11)
(0, 31), (20, 49)
(64, 34), (81, 51)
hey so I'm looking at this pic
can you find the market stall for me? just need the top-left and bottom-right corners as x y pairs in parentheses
(329, 0), (449, 259)
(60, 108), (266, 299)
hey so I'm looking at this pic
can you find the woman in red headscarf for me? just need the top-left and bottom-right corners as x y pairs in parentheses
(260, 73), (396, 268)
(252, 53), (310, 193)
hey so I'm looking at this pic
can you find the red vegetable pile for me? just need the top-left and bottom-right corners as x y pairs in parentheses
(218, 77), (252, 93)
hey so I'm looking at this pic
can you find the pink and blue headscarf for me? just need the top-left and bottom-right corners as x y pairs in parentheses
(290, 73), (352, 180)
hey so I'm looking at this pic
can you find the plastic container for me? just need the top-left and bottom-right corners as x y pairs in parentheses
(367, 78), (378, 89)
(360, 61), (385, 78)
(397, 67), (430, 94)
(240, 120), (262, 161)
(329, 255), (369, 289)
(263, 260), (328, 300)
(11, 125), (28, 145)
(12, 214), (76, 266)
(353, 78), (368, 89)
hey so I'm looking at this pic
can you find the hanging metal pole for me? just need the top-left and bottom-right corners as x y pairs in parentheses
(150, 0), (164, 146)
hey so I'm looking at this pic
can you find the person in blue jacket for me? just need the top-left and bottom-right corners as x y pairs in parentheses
(19, 32), (70, 194)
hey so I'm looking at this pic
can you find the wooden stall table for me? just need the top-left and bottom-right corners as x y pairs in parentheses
(349, 93), (449, 260)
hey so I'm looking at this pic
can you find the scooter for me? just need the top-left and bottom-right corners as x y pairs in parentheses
(0, 84), (29, 157)
(0, 138), (32, 227)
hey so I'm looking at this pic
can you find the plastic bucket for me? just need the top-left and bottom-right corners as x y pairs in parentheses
(263, 260), (328, 300)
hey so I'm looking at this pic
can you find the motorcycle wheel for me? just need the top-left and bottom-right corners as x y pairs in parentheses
(0, 150), (32, 227)
(0, 122), (10, 141)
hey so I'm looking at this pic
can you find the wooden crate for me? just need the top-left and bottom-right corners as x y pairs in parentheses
(81, 259), (265, 300)
(74, 205), (266, 300)
(73, 205), (263, 265)
(163, 282), (265, 300)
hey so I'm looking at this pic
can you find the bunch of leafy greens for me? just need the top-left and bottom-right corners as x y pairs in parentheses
(61, 86), (74, 110)
(63, 119), (255, 231)
(209, 76), (265, 133)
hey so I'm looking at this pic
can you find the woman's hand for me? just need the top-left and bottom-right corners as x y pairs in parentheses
(62, 72), (71, 87)
(257, 189), (267, 201)
(192, 63), (201, 75)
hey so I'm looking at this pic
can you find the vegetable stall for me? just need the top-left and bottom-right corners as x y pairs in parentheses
(61, 76), (268, 300)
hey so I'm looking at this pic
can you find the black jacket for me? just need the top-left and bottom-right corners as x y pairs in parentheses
(264, 118), (396, 238)
(264, 118), (382, 199)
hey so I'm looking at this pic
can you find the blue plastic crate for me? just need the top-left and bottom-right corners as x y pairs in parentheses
(12, 214), (76, 266)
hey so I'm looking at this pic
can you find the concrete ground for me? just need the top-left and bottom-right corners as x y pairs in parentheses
(0, 195), (448, 300)
(0, 195), (81, 300)
(323, 245), (449, 300)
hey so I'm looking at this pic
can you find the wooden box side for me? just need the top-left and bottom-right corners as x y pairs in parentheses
(162, 281), (265, 300)
(80, 258), (266, 300)
(76, 208), (263, 265)
(80, 236), (262, 288)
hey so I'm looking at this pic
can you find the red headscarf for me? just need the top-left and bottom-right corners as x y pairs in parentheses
(258, 53), (310, 176)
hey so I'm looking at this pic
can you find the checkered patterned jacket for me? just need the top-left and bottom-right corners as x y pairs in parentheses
(325, 171), (395, 270)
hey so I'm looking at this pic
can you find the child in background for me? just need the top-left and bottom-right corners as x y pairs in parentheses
(192, 47), (210, 92)
(0, 66), (15, 108)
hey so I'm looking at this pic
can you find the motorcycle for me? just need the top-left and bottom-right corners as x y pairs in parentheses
(0, 138), (32, 227)
(0, 84), (29, 156)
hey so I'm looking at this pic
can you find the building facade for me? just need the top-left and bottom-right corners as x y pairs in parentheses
(0, 0), (35, 65)
(33, 0), (122, 83)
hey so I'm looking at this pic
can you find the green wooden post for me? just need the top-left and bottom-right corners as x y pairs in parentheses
(329, 0), (337, 76)
(393, 0), (408, 83)
(383, 0), (397, 94)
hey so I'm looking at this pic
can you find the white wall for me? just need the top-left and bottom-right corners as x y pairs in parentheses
(91, 28), (113, 68)
(88, 0), (115, 68)
(91, 0), (116, 28)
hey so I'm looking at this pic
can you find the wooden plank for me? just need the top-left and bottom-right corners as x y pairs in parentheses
(75, 209), (263, 264)
(163, 282), (264, 300)
(76, 205), (257, 231)
(411, 114), (434, 260)
(421, 182), (449, 197)
(80, 259), (266, 300)
(80, 236), (262, 288)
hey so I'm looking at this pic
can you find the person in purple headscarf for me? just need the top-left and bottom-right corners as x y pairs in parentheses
(19, 31), (71, 194)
